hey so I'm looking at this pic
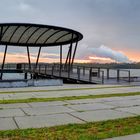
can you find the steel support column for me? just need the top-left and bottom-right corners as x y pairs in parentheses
(35, 47), (41, 70)
(60, 45), (62, 76)
(0, 45), (8, 79)
(27, 46), (31, 70)
(71, 41), (78, 66)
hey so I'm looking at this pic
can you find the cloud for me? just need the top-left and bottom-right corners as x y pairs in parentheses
(18, 2), (31, 11)
(88, 45), (131, 63)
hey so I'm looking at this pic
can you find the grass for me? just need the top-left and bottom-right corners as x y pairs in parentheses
(0, 85), (133, 94)
(0, 116), (140, 140)
(0, 91), (140, 104)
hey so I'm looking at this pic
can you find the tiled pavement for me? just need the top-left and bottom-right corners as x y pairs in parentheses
(0, 95), (140, 130)
(1, 85), (140, 100)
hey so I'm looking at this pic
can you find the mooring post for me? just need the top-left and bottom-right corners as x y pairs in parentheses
(45, 65), (47, 74)
(128, 70), (131, 82)
(24, 73), (27, 79)
(117, 69), (120, 82)
(78, 67), (80, 80)
(83, 66), (85, 75)
(89, 67), (92, 82)
(102, 71), (104, 84)
(107, 68), (110, 79)
(98, 68), (100, 77)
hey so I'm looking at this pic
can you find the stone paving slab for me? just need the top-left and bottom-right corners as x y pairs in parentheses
(65, 98), (102, 104)
(70, 110), (135, 122)
(0, 118), (18, 130)
(0, 103), (30, 109)
(105, 133), (140, 140)
(2, 86), (140, 100)
(0, 108), (25, 117)
(116, 106), (140, 115)
(15, 113), (84, 129)
(122, 95), (140, 100)
(8, 93), (36, 100)
(0, 84), (122, 92)
(104, 99), (140, 107)
(100, 97), (124, 102)
(22, 106), (75, 116)
(28, 101), (66, 107)
(67, 103), (114, 111)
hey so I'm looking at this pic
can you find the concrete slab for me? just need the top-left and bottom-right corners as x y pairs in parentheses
(0, 118), (18, 130)
(67, 103), (114, 111)
(28, 101), (66, 107)
(70, 110), (135, 122)
(116, 106), (140, 115)
(15, 113), (84, 129)
(65, 99), (102, 104)
(105, 100), (140, 107)
(0, 108), (25, 117)
(0, 103), (30, 109)
(101, 97), (124, 102)
(122, 95), (140, 100)
(22, 106), (75, 115)
(105, 133), (140, 140)
(9, 93), (36, 99)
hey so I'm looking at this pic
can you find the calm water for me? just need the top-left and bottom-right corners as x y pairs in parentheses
(2, 73), (31, 80)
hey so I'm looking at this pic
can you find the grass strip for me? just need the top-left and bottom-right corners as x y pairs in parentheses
(0, 91), (140, 104)
(0, 85), (134, 94)
(0, 116), (140, 140)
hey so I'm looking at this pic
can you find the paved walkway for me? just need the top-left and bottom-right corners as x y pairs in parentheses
(105, 133), (140, 140)
(0, 84), (140, 100)
(0, 94), (140, 130)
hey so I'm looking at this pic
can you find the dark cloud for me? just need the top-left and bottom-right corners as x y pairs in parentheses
(0, 0), (140, 62)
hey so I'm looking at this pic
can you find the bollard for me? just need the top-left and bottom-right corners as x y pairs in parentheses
(107, 68), (110, 79)
(24, 73), (27, 79)
(117, 69), (120, 82)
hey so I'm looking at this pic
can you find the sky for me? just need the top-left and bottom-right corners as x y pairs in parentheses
(0, 0), (140, 63)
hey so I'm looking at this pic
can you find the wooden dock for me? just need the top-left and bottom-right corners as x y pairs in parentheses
(20, 64), (131, 84)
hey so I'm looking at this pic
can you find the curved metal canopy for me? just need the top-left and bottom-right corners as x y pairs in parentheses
(0, 23), (83, 47)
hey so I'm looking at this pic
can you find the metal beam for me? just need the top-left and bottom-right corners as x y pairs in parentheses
(43, 30), (62, 44)
(0, 45), (8, 79)
(26, 27), (40, 43)
(60, 45), (62, 76)
(17, 26), (31, 43)
(0, 26), (3, 42)
(1, 26), (9, 37)
(34, 28), (50, 44)
(54, 32), (71, 43)
(27, 46), (31, 70)
(64, 46), (71, 67)
(71, 41), (78, 66)
(68, 33), (74, 70)
(8, 26), (20, 42)
(35, 47), (41, 69)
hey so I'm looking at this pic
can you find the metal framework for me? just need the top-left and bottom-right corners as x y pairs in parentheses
(0, 23), (83, 80)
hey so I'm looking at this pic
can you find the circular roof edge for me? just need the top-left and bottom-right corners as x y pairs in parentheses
(0, 23), (83, 47)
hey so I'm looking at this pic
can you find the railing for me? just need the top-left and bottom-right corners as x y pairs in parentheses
(20, 63), (104, 83)
(1, 63), (132, 84)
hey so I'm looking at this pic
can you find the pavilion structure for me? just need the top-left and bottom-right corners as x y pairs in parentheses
(0, 23), (83, 80)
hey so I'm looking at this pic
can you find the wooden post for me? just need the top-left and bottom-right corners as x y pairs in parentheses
(98, 68), (100, 77)
(24, 73), (27, 79)
(128, 70), (130, 82)
(78, 67), (80, 80)
(117, 69), (120, 82)
(83, 66), (85, 75)
(52, 65), (54, 76)
(89, 68), (92, 82)
(102, 71), (104, 84)
(107, 68), (109, 79)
